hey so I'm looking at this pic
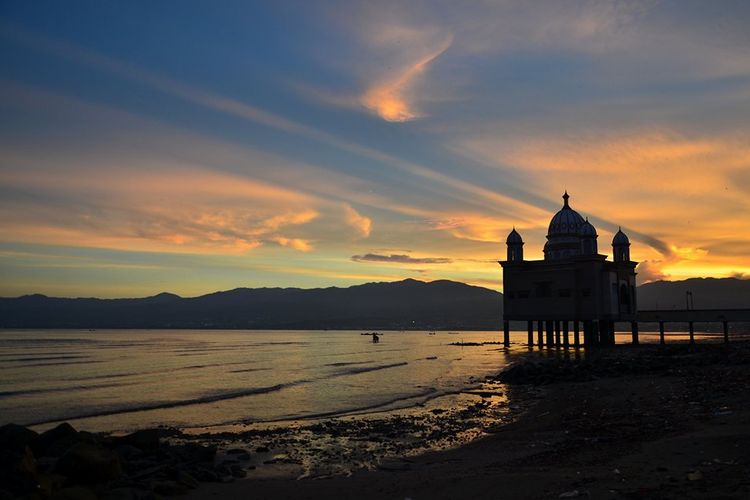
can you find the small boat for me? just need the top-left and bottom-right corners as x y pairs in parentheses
(428, 331), (436, 335)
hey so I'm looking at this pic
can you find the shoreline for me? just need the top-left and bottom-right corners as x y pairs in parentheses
(191, 341), (750, 499)
(3, 341), (748, 499)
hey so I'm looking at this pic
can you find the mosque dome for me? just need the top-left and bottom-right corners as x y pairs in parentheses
(613, 228), (630, 246)
(506, 228), (523, 244)
(580, 218), (597, 237)
(547, 191), (585, 236)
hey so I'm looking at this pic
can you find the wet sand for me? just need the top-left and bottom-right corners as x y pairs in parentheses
(189, 342), (750, 500)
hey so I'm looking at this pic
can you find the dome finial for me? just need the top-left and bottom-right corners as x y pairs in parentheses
(562, 190), (570, 207)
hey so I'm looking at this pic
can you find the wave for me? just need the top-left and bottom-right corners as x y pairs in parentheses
(237, 387), (441, 424)
(0, 380), (141, 399)
(332, 361), (408, 376)
(324, 360), (374, 367)
(0, 360), (104, 370)
(25, 361), (415, 426)
(62, 361), (268, 382)
(228, 367), (269, 374)
(0, 355), (89, 363)
(23, 380), (312, 427)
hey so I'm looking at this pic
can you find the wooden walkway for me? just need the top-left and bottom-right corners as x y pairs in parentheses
(636, 308), (750, 345)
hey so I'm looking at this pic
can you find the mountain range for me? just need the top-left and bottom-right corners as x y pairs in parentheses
(0, 277), (747, 330)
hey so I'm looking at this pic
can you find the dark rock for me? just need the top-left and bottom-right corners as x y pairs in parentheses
(153, 480), (188, 496)
(226, 448), (248, 455)
(255, 446), (270, 453)
(100, 487), (142, 500)
(115, 444), (143, 461)
(191, 467), (218, 482)
(38, 472), (67, 496)
(0, 445), (38, 496)
(114, 429), (161, 451)
(57, 442), (123, 483)
(0, 423), (38, 452)
(37, 455), (59, 473)
(50, 486), (98, 500)
(34, 422), (80, 457)
(171, 443), (216, 463)
(230, 465), (246, 478)
(175, 470), (199, 489)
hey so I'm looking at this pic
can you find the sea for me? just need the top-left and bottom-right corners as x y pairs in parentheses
(0, 329), (517, 433)
(0, 328), (716, 434)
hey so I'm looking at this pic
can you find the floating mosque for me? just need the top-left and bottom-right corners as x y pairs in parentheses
(500, 192), (637, 346)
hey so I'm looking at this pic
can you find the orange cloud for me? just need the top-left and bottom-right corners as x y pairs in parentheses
(426, 213), (547, 244)
(272, 237), (314, 252)
(361, 34), (453, 122)
(0, 161), (322, 255)
(344, 204), (372, 237)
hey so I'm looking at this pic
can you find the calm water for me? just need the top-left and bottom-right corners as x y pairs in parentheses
(0, 329), (516, 433)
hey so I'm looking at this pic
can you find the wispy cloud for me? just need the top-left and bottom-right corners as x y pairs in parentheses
(1, 26), (538, 222)
(352, 253), (452, 264)
(360, 34), (453, 122)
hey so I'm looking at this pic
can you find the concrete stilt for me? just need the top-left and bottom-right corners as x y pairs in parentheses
(591, 320), (601, 345)
(631, 321), (639, 345)
(573, 321), (580, 348)
(554, 320), (561, 347)
(537, 320), (544, 348)
(527, 320), (534, 348)
(688, 321), (694, 344)
(723, 321), (729, 344)
(582, 321), (590, 346)
(659, 321), (665, 345)
(563, 320), (569, 348)
(503, 320), (510, 347)
(546, 320), (554, 347)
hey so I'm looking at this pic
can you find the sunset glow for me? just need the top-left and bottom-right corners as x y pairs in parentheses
(1, 1), (749, 297)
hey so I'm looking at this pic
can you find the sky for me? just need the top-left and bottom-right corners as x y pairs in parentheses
(1, 0), (749, 297)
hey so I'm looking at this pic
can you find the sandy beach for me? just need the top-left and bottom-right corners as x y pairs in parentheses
(190, 342), (750, 500)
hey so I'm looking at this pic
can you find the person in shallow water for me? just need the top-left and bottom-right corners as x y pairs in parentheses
(372, 332), (380, 343)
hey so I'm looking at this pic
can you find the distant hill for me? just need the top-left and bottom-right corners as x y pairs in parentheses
(0, 279), (502, 330)
(638, 277), (750, 310)
(2, 277), (747, 330)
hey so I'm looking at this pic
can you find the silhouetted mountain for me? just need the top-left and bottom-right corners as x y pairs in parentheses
(638, 277), (750, 310)
(3, 277), (747, 330)
(0, 279), (502, 330)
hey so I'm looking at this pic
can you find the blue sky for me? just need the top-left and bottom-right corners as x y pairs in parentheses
(1, 1), (749, 297)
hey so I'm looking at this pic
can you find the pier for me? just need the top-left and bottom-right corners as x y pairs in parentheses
(502, 308), (750, 347)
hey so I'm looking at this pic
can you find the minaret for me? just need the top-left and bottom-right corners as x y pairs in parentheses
(612, 227), (631, 262)
(506, 228), (524, 262)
